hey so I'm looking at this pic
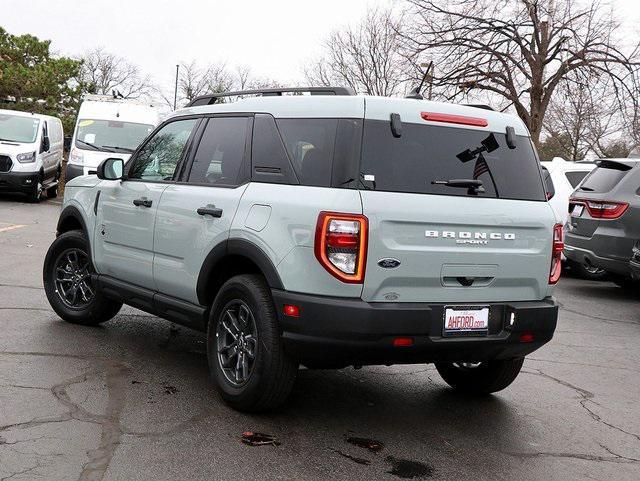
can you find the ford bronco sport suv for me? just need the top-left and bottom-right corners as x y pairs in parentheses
(43, 87), (560, 412)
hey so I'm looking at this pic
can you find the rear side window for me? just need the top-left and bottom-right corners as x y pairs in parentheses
(360, 120), (546, 201)
(276, 119), (337, 187)
(578, 164), (630, 193)
(565, 170), (590, 188)
(250, 116), (362, 188)
(542, 167), (555, 198)
(188, 117), (250, 186)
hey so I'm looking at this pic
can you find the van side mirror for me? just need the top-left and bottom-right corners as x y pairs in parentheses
(64, 136), (72, 151)
(41, 135), (50, 153)
(97, 158), (124, 180)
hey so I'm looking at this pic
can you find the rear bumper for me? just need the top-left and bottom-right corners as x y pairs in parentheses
(564, 243), (630, 276)
(272, 290), (558, 368)
(0, 171), (38, 193)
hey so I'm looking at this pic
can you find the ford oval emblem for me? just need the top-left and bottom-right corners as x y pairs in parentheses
(378, 258), (401, 269)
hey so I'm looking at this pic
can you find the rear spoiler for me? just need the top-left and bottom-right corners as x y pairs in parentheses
(595, 159), (634, 171)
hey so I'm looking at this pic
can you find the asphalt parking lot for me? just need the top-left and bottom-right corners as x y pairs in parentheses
(0, 194), (639, 481)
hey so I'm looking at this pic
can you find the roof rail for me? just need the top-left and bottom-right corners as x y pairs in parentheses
(185, 86), (356, 107)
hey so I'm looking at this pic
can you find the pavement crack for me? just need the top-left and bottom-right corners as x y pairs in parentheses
(503, 450), (639, 464)
(524, 369), (640, 443)
(0, 463), (42, 481)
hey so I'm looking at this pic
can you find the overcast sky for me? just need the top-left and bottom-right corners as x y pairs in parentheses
(2, 0), (639, 97)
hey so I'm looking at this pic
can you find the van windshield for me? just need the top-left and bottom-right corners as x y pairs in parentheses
(360, 120), (546, 201)
(75, 119), (154, 153)
(0, 114), (40, 143)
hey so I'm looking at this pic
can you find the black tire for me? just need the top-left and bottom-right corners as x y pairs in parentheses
(27, 175), (43, 203)
(43, 230), (122, 326)
(435, 357), (525, 394)
(207, 274), (297, 412)
(568, 260), (607, 280)
(609, 273), (639, 290)
(46, 184), (58, 198)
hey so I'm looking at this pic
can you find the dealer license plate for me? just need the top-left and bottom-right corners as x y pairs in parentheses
(444, 307), (489, 335)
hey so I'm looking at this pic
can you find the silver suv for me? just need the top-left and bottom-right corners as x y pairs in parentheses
(43, 87), (560, 412)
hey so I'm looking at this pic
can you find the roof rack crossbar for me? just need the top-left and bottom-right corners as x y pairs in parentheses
(186, 86), (355, 107)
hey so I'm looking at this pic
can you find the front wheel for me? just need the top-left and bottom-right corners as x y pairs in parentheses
(435, 358), (525, 394)
(43, 230), (122, 325)
(207, 274), (297, 412)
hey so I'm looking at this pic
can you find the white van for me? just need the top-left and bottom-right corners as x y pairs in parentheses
(66, 95), (161, 181)
(0, 109), (64, 202)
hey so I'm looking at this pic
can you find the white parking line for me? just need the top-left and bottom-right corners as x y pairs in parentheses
(0, 224), (27, 233)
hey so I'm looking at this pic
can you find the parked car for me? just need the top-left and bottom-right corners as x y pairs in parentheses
(565, 158), (640, 288)
(43, 87), (560, 412)
(65, 94), (161, 182)
(0, 109), (64, 202)
(540, 157), (601, 278)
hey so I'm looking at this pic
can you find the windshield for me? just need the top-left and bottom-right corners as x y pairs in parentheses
(360, 120), (546, 201)
(0, 114), (40, 143)
(75, 119), (154, 153)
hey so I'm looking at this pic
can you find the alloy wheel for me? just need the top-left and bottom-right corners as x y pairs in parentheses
(53, 248), (95, 308)
(216, 300), (258, 386)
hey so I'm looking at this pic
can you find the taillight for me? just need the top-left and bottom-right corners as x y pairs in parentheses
(315, 212), (368, 283)
(549, 223), (563, 284)
(570, 198), (629, 219)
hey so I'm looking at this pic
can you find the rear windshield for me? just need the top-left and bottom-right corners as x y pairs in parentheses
(578, 164), (630, 193)
(360, 120), (545, 201)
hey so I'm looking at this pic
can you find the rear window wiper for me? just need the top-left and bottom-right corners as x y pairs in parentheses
(432, 179), (485, 194)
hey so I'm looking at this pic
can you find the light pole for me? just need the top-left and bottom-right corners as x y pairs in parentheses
(420, 62), (434, 100)
(173, 64), (179, 110)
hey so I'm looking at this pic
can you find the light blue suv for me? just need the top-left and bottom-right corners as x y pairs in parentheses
(43, 87), (560, 411)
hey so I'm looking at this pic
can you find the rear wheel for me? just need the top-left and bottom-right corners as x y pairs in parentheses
(46, 184), (58, 198)
(568, 260), (607, 280)
(43, 230), (122, 325)
(207, 274), (297, 412)
(435, 358), (524, 394)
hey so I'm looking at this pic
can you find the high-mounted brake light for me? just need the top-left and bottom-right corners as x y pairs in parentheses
(315, 212), (368, 283)
(421, 112), (488, 127)
(570, 198), (629, 219)
(549, 223), (564, 284)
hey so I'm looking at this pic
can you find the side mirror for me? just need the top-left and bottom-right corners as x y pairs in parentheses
(41, 136), (50, 153)
(63, 136), (72, 151)
(97, 158), (124, 180)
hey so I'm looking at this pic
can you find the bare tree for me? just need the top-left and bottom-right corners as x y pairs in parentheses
(402, 0), (639, 146)
(543, 72), (621, 160)
(305, 8), (414, 96)
(79, 48), (152, 99)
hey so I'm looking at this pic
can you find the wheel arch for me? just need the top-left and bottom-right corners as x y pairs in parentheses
(196, 238), (284, 307)
(57, 205), (89, 237)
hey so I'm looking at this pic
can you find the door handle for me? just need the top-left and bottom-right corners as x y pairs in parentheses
(197, 206), (223, 218)
(133, 197), (152, 208)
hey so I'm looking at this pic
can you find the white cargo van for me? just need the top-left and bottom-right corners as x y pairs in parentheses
(66, 95), (161, 181)
(0, 109), (64, 202)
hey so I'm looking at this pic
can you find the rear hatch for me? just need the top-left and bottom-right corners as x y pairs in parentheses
(568, 160), (634, 238)
(359, 100), (555, 303)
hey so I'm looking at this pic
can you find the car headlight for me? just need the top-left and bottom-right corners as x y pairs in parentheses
(16, 151), (36, 163)
(68, 148), (84, 165)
